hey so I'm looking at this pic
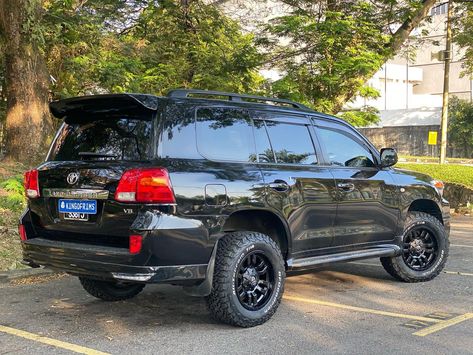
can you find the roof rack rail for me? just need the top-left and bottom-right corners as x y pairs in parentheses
(167, 89), (310, 110)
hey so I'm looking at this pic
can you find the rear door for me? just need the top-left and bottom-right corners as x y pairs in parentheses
(29, 112), (155, 247)
(313, 118), (399, 247)
(158, 104), (267, 219)
(250, 110), (337, 257)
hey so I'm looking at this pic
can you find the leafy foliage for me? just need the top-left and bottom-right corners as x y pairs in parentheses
(0, 175), (25, 210)
(0, 0), (440, 141)
(447, 97), (473, 158)
(454, 2), (473, 77)
(261, 1), (395, 116)
(42, 0), (264, 98)
(339, 106), (380, 127)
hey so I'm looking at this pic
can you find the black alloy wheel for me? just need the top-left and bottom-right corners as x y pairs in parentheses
(235, 251), (274, 311)
(402, 226), (438, 271)
(206, 231), (285, 327)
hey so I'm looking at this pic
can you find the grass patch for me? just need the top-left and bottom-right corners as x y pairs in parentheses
(396, 163), (473, 189)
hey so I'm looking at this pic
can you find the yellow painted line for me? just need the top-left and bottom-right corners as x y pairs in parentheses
(444, 271), (473, 277)
(413, 313), (473, 337)
(0, 325), (109, 355)
(349, 262), (473, 277)
(283, 295), (442, 323)
(451, 243), (473, 248)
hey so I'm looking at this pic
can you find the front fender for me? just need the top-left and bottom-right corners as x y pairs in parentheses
(390, 168), (448, 227)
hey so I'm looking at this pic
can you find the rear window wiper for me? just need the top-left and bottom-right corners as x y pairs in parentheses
(78, 152), (119, 160)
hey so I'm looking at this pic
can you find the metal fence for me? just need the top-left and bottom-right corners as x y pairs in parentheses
(358, 125), (470, 158)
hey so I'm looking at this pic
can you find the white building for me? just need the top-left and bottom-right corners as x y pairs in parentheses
(351, 1), (472, 131)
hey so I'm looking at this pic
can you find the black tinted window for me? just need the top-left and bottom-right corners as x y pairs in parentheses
(317, 126), (375, 167)
(264, 122), (317, 165)
(196, 108), (255, 162)
(48, 116), (152, 161)
(158, 106), (200, 159)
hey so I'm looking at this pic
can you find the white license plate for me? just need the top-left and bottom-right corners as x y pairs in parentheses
(62, 212), (89, 221)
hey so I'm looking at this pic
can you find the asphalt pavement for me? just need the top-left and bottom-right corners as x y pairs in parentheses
(0, 216), (472, 354)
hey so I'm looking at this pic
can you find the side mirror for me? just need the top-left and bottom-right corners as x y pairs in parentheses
(380, 148), (398, 168)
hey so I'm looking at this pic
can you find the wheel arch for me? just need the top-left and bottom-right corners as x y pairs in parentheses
(221, 208), (291, 260)
(408, 199), (443, 224)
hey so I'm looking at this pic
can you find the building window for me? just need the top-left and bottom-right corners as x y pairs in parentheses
(430, 3), (448, 16)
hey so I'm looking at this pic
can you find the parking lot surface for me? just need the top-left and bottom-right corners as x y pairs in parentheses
(1, 216), (472, 354)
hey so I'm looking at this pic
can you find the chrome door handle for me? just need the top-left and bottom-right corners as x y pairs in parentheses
(252, 180), (290, 192)
(337, 182), (355, 192)
(268, 180), (289, 192)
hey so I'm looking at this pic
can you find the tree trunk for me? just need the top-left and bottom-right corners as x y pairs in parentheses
(0, 0), (53, 166)
(180, 0), (197, 85)
(330, 0), (437, 113)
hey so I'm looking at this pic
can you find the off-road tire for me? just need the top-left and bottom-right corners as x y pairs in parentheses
(79, 277), (145, 301)
(206, 231), (285, 327)
(381, 211), (449, 282)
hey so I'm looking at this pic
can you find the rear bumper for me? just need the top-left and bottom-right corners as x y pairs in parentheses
(20, 208), (219, 284)
(22, 238), (207, 284)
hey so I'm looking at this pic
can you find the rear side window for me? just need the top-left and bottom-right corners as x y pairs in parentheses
(196, 108), (256, 162)
(48, 116), (152, 161)
(264, 121), (317, 165)
(158, 106), (201, 159)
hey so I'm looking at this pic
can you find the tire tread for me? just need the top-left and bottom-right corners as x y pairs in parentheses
(380, 211), (449, 283)
(206, 231), (285, 327)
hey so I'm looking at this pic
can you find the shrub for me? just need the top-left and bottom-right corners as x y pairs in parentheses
(396, 163), (473, 189)
(0, 175), (25, 211)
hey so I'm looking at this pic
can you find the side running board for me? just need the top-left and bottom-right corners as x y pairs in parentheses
(289, 246), (400, 271)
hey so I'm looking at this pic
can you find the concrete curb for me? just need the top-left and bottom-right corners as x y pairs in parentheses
(0, 267), (56, 283)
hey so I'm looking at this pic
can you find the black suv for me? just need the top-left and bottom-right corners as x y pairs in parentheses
(20, 89), (450, 327)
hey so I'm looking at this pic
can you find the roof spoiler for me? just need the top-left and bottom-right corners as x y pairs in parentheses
(49, 93), (159, 119)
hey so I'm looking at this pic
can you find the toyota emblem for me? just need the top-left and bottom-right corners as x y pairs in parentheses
(67, 172), (80, 185)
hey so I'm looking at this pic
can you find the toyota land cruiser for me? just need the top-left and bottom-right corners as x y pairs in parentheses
(19, 89), (450, 327)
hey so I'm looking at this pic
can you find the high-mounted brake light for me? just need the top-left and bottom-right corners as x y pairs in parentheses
(24, 169), (40, 198)
(18, 224), (27, 241)
(115, 168), (176, 204)
(129, 235), (143, 254)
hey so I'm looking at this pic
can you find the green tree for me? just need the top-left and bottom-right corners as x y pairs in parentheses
(43, 0), (264, 98)
(0, 0), (54, 164)
(260, 0), (436, 125)
(454, 1), (473, 76)
(0, 0), (264, 162)
(448, 97), (473, 158)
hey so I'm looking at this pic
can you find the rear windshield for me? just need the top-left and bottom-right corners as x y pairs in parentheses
(48, 116), (153, 161)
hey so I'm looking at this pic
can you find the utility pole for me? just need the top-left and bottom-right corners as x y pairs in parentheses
(440, 0), (453, 164)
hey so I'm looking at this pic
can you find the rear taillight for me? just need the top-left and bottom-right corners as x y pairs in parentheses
(115, 168), (175, 204)
(18, 225), (27, 241)
(24, 169), (40, 198)
(129, 235), (143, 254)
